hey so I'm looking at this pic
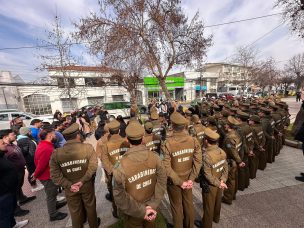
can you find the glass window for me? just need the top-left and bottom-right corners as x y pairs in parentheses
(23, 94), (52, 115)
(88, 97), (104, 106)
(0, 113), (9, 121)
(112, 95), (124, 101)
(61, 98), (78, 112)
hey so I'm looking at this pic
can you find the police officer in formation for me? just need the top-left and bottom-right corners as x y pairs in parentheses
(49, 96), (289, 228)
(50, 123), (100, 228)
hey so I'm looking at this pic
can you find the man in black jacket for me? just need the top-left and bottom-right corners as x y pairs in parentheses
(0, 137), (29, 228)
(17, 127), (44, 192)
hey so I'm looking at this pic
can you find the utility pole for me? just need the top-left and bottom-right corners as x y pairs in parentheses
(0, 87), (8, 109)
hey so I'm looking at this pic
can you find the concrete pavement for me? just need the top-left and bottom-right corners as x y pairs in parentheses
(18, 143), (304, 228)
(17, 97), (304, 228)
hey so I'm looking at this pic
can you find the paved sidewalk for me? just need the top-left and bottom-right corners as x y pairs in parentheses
(18, 142), (304, 228)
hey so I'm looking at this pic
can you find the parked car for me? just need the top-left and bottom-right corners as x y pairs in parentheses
(102, 101), (147, 118)
(0, 109), (53, 129)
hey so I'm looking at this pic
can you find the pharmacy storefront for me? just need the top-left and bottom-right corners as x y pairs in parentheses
(144, 76), (185, 100)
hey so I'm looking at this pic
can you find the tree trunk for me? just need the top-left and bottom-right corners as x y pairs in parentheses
(159, 77), (171, 100)
(130, 91), (137, 105)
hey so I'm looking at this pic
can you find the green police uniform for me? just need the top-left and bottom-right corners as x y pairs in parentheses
(201, 128), (228, 228)
(222, 117), (242, 205)
(249, 115), (266, 176)
(162, 112), (202, 228)
(142, 122), (161, 154)
(50, 123), (99, 228)
(236, 111), (252, 189)
(260, 108), (275, 164)
(113, 121), (167, 228)
(190, 115), (206, 146)
(101, 119), (130, 217)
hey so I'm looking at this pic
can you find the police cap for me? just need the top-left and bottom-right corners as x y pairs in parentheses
(259, 107), (271, 114)
(144, 121), (153, 131)
(227, 116), (241, 126)
(108, 119), (120, 131)
(185, 109), (192, 116)
(62, 123), (80, 136)
(191, 114), (200, 124)
(170, 112), (187, 125)
(150, 111), (159, 120)
(236, 110), (250, 120)
(126, 122), (144, 140)
(204, 128), (220, 142)
(249, 115), (260, 123)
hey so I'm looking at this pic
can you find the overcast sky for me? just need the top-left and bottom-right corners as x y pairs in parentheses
(0, 0), (303, 81)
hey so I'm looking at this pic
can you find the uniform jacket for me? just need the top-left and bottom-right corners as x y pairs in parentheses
(50, 139), (98, 189)
(203, 144), (228, 187)
(113, 145), (167, 218)
(162, 131), (202, 186)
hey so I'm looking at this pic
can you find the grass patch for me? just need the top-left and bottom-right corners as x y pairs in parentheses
(107, 211), (168, 228)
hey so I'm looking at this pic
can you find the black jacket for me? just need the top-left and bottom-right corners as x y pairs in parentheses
(17, 137), (37, 164)
(0, 152), (18, 196)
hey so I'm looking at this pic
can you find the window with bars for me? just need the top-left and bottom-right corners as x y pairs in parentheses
(61, 98), (78, 112)
(23, 94), (52, 115)
(87, 96), (104, 106)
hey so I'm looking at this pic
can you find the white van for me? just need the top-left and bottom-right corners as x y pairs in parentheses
(0, 109), (53, 129)
(217, 85), (241, 96)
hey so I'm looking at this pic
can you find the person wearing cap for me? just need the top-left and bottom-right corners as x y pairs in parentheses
(50, 123), (100, 227)
(162, 112), (202, 228)
(235, 110), (252, 190)
(190, 115), (206, 146)
(112, 121), (167, 227)
(150, 111), (166, 140)
(95, 122), (114, 203)
(258, 107), (275, 164)
(100, 119), (130, 218)
(142, 121), (161, 154)
(30, 119), (43, 143)
(249, 115), (266, 175)
(269, 104), (283, 158)
(222, 116), (245, 205)
(197, 128), (228, 228)
(207, 116), (218, 132)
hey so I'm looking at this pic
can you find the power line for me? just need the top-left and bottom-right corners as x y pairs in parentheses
(0, 13), (283, 51)
(220, 22), (284, 62)
(205, 12), (282, 28)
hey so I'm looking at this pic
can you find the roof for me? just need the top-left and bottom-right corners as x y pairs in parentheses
(47, 65), (120, 73)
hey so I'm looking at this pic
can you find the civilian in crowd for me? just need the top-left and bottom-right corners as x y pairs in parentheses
(116, 115), (126, 138)
(30, 119), (43, 143)
(0, 129), (36, 217)
(10, 116), (24, 135)
(51, 122), (66, 148)
(17, 127), (44, 192)
(0, 137), (29, 228)
(53, 110), (63, 122)
(33, 127), (67, 221)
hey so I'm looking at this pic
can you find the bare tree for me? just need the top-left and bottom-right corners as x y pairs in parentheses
(231, 46), (259, 88)
(252, 57), (279, 94)
(275, 0), (304, 38)
(278, 74), (295, 96)
(36, 14), (85, 108)
(284, 53), (304, 89)
(75, 0), (212, 99)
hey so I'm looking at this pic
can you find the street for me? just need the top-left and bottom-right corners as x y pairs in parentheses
(18, 97), (304, 228)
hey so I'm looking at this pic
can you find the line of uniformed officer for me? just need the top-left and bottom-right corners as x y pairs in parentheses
(50, 96), (289, 228)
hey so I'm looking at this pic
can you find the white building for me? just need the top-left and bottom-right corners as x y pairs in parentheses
(2, 66), (145, 115)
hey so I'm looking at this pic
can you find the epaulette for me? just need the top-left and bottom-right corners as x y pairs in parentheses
(113, 161), (120, 169)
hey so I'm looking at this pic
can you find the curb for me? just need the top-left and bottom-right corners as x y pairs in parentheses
(285, 139), (303, 149)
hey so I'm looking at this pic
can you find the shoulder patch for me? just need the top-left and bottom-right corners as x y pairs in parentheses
(113, 161), (120, 169)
